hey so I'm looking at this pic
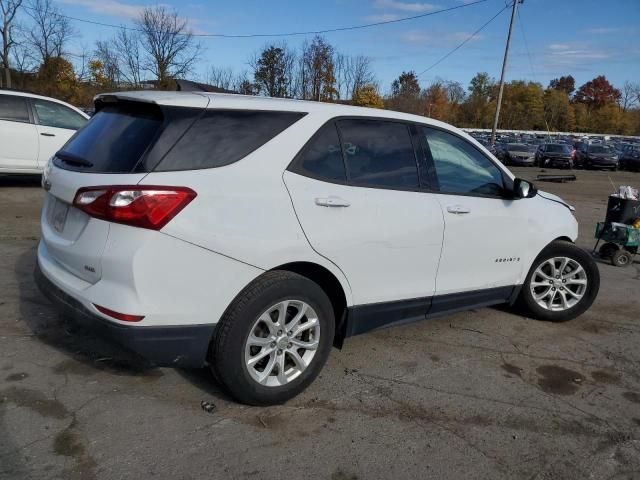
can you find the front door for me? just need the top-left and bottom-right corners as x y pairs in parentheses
(284, 119), (444, 308)
(0, 95), (39, 171)
(419, 127), (529, 305)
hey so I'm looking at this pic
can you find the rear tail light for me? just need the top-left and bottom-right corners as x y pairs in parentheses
(73, 186), (196, 230)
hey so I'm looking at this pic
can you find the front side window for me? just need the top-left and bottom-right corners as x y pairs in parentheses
(423, 127), (505, 197)
(337, 119), (419, 189)
(297, 123), (346, 182)
(0, 95), (30, 123)
(33, 99), (87, 130)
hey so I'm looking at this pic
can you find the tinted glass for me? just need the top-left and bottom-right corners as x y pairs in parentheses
(423, 127), (505, 197)
(55, 104), (163, 173)
(33, 99), (87, 130)
(157, 110), (304, 171)
(0, 95), (29, 123)
(337, 119), (419, 189)
(297, 123), (346, 182)
(507, 143), (527, 151)
(546, 144), (571, 153)
(588, 145), (613, 154)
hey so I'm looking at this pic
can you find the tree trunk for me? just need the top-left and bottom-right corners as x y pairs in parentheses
(4, 66), (11, 88)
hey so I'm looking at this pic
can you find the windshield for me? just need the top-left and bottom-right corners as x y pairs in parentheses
(507, 144), (528, 151)
(589, 145), (613, 154)
(547, 144), (571, 153)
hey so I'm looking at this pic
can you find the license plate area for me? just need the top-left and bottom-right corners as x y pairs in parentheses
(52, 199), (70, 233)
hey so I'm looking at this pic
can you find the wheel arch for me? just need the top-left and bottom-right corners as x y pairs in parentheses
(270, 261), (350, 348)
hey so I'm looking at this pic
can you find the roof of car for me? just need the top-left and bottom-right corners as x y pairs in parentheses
(94, 90), (452, 128)
(0, 88), (90, 118)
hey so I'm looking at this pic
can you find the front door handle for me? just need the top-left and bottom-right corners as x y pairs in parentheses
(315, 196), (351, 208)
(40, 132), (56, 137)
(446, 205), (471, 215)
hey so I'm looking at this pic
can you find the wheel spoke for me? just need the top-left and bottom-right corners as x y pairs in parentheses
(290, 338), (319, 350)
(257, 354), (277, 384)
(247, 334), (273, 347)
(558, 290), (569, 309)
(248, 347), (274, 366)
(566, 278), (587, 285)
(559, 257), (569, 275)
(286, 304), (307, 332)
(276, 353), (287, 384)
(292, 318), (318, 336)
(287, 350), (308, 371)
(276, 301), (289, 327)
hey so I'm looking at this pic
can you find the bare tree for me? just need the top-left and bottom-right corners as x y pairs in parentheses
(0, 0), (22, 87)
(299, 36), (337, 102)
(26, 0), (74, 63)
(207, 65), (235, 90)
(94, 39), (120, 85)
(620, 80), (639, 112)
(113, 28), (141, 87)
(135, 6), (201, 87)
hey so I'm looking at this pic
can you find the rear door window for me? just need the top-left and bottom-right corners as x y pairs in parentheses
(32, 99), (87, 130)
(155, 110), (305, 171)
(0, 95), (30, 123)
(337, 119), (419, 189)
(295, 123), (346, 182)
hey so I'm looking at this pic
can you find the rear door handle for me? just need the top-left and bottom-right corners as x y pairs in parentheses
(446, 205), (471, 215)
(315, 196), (351, 208)
(40, 133), (56, 137)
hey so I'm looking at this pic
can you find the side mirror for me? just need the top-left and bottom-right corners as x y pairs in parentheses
(513, 178), (537, 199)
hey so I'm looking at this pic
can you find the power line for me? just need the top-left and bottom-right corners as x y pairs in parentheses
(22, 0), (490, 39)
(417, 4), (509, 77)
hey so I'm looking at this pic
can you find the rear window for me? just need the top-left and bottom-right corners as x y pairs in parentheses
(54, 105), (304, 173)
(55, 104), (163, 173)
(155, 110), (305, 171)
(589, 145), (613, 154)
(546, 144), (571, 153)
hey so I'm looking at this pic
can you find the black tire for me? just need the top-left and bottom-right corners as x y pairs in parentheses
(611, 249), (632, 267)
(210, 271), (335, 405)
(518, 240), (600, 322)
(599, 242), (618, 259)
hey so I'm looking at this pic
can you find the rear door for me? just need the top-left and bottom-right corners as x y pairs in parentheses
(284, 118), (444, 308)
(31, 98), (88, 168)
(40, 99), (207, 284)
(0, 94), (39, 171)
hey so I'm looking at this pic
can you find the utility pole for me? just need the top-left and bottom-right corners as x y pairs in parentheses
(490, 0), (521, 145)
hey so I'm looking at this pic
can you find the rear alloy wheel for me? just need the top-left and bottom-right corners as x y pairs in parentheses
(518, 241), (600, 322)
(210, 271), (334, 405)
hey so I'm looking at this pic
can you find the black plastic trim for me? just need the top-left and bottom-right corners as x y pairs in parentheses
(34, 263), (215, 368)
(341, 285), (515, 339)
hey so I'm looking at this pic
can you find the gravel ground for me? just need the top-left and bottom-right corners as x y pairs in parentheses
(1, 168), (639, 480)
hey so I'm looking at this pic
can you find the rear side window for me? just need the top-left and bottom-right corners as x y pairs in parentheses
(55, 104), (163, 173)
(0, 95), (29, 123)
(155, 110), (305, 171)
(33, 99), (87, 130)
(337, 119), (419, 189)
(296, 123), (346, 182)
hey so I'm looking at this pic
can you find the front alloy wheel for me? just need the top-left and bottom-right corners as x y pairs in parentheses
(529, 257), (587, 311)
(518, 240), (599, 322)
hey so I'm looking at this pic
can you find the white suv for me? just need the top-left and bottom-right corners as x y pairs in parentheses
(36, 91), (599, 405)
(0, 90), (89, 174)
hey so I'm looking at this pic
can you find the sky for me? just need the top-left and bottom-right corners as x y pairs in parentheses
(46, 0), (640, 94)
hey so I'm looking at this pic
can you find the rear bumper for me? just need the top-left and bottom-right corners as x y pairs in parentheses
(34, 262), (214, 368)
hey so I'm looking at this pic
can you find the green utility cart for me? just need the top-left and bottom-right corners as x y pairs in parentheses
(593, 222), (640, 267)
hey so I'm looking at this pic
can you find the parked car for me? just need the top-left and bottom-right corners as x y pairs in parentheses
(619, 144), (640, 171)
(502, 143), (536, 166)
(575, 144), (619, 170)
(535, 143), (574, 169)
(0, 90), (89, 174)
(35, 92), (600, 405)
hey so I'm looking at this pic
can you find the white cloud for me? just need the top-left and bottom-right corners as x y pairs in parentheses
(374, 0), (440, 13)
(584, 27), (622, 34)
(365, 13), (403, 22)
(57, 0), (148, 19)
(548, 43), (571, 51)
(400, 30), (484, 46)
